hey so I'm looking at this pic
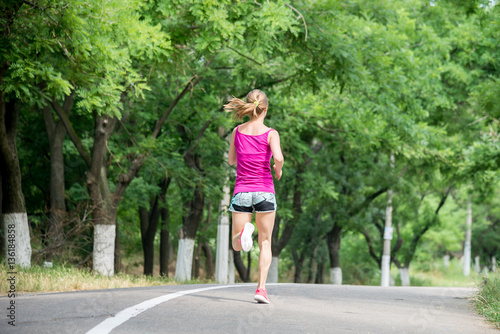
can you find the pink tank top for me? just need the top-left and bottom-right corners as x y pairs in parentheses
(233, 125), (275, 195)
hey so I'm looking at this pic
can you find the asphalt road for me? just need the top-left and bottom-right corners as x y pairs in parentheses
(1, 284), (497, 334)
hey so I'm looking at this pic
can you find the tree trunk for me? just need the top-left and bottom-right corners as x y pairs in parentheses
(381, 153), (394, 287)
(0, 95), (32, 267)
(228, 248), (235, 283)
(92, 224), (115, 276)
(381, 186), (393, 287)
(90, 186), (116, 277)
(202, 241), (215, 279)
(114, 223), (122, 274)
(233, 250), (250, 282)
(474, 255), (480, 273)
(268, 256), (279, 283)
(215, 164), (231, 283)
(86, 114), (118, 276)
(160, 206), (170, 277)
(175, 238), (195, 281)
(330, 267), (342, 285)
(443, 254), (450, 268)
(327, 222), (342, 285)
(307, 250), (318, 284)
(316, 261), (325, 284)
(175, 184), (204, 281)
(193, 240), (202, 279)
(42, 95), (74, 259)
(143, 178), (170, 276)
(398, 267), (411, 286)
(463, 195), (472, 276)
(140, 205), (159, 276)
(292, 248), (306, 283)
(53, 103), (144, 276)
(246, 250), (252, 282)
(173, 115), (212, 281)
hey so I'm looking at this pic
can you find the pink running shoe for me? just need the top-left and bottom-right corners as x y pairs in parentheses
(240, 222), (254, 252)
(254, 288), (270, 304)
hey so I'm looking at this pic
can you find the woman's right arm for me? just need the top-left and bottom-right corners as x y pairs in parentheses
(269, 130), (284, 180)
(228, 128), (237, 166)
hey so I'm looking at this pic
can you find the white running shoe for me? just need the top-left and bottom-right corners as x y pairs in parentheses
(240, 222), (254, 252)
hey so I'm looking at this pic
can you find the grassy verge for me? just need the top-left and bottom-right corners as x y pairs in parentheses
(475, 274), (500, 328)
(0, 263), (216, 295)
(407, 259), (478, 287)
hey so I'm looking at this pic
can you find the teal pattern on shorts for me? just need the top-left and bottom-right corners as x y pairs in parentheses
(229, 192), (276, 213)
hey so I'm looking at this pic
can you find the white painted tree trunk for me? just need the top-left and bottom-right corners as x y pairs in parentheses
(215, 221), (229, 283)
(268, 257), (279, 283)
(463, 196), (472, 276)
(228, 250), (235, 284)
(175, 238), (195, 281)
(399, 267), (410, 286)
(492, 256), (497, 273)
(93, 224), (115, 276)
(381, 153), (394, 287)
(381, 255), (391, 287)
(330, 267), (342, 285)
(443, 255), (450, 268)
(474, 256), (480, 273)
(215, 178), (231, 283)
(3, 213), (31, 268)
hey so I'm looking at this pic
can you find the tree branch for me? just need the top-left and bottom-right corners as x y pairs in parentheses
(404, 183), (453, 267)
(152, 55), (215, 138)
(285, 3), (308, 41)
(316, 123), (344, 134)
(348, 187), (388, 216)
(52, 97), (92, 168)
(392, 221), (404, 254)
(152, 75), (201, 138)
(183, 120), (212, 160)
(435, 183), (454, 215)
(227, 46), (263, 65)
(41, 104), (55, 142)
(22, 0), (59, 25)
(360, 228), (380, 265)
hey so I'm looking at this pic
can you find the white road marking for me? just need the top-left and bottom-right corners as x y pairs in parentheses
(86, 285), (245, 334)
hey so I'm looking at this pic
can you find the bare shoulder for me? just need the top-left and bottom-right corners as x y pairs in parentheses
(268, 129), (280, 138)
(267, 129), (280, 144)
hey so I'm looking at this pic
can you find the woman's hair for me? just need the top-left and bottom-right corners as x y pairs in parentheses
(224, 89), (268, 121)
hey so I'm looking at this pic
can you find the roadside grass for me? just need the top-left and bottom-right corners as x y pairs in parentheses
(475, 273), (500, 328)
(406, 258), (478, 287)
(0, 262), (216, 295)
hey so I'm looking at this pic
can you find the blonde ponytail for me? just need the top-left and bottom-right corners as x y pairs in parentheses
(224, 89), (268, 121)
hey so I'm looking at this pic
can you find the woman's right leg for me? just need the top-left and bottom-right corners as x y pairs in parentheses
(231, 212), (253, 251)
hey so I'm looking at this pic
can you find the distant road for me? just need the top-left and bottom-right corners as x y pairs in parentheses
(2, 284), (497, 333)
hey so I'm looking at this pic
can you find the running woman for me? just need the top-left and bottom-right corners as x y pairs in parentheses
(224, 89), (284, 304)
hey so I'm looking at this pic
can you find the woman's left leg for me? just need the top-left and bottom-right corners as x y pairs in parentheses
(255, 211), (275, 290)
